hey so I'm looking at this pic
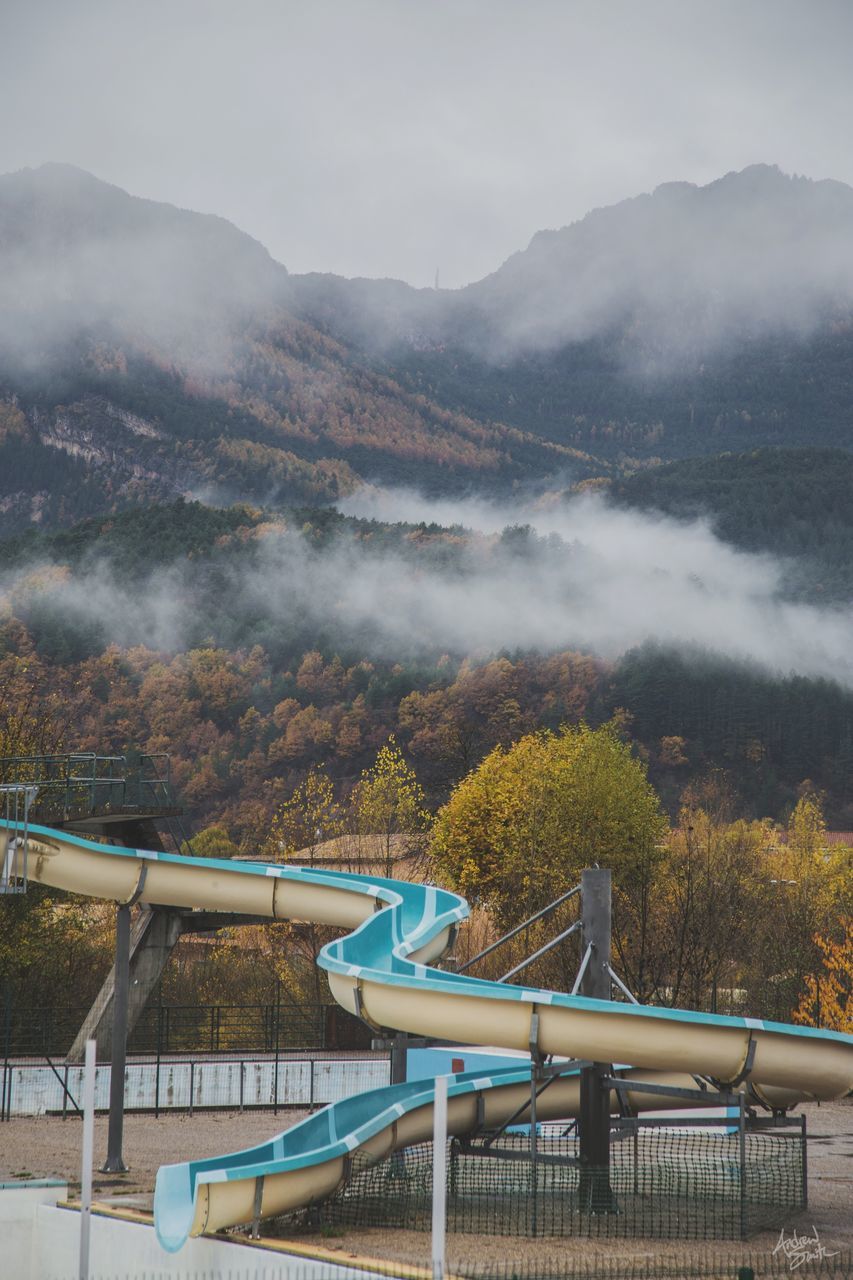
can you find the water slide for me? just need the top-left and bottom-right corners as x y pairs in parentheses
(2, 820), (851, 1253)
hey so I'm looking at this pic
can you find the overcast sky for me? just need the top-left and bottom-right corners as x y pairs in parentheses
(2, 0), (852, 288)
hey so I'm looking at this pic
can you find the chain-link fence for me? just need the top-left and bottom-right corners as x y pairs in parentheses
(287, 1126), (805, 1243)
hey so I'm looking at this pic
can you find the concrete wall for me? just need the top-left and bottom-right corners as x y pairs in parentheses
(0, 1180), (67, 1280)
(35, 1203), (389, 1279)
(4, 1057), (389, 1116)
(1, 1190), (388, 1279)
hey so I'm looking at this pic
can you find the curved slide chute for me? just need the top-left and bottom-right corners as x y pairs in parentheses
(2, 820), (850, 1252)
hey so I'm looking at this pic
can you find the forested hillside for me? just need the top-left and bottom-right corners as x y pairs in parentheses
(611, 447), (853, 600)
(3, 164), (853, 844)
(4, 500), (853, 841)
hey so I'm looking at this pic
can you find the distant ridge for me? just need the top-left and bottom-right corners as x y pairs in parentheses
(0, 164), (578, 530)
(5, 162), (853, 530)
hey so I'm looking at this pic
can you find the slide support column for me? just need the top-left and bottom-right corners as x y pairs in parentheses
(390, 1031), (408, 1085)
(578, 867), (614, 1212)
(101, 903), (130, 1173)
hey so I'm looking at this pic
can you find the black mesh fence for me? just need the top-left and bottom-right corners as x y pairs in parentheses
(295, 1126), (805, 1242)
(57, 1259), (852, 1280)
(50, 1259), (853, 1280)
(2, 1000), (371, 1057)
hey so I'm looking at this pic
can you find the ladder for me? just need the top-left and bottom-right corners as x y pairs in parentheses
(0, 784), (38, 893)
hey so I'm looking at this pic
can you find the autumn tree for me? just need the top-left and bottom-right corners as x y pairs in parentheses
(191, 825), (240, 860)
(349, 736), (430, 877)
(431, 721), (667, 931)
(0, 648), (66, 761)
(638, 807), (767, 1010)
(793, 919), (852, 1032)
(746, 794), (849, 1021)
(264, 764), (344, 863)
(259, 765), (347, 1010)
(0, 651), (115, 1019)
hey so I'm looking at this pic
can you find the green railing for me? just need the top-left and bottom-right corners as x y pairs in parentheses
(0, 751), (175, 823)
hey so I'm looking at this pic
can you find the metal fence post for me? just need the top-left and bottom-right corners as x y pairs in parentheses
(2, 983), (10, 1123)
(273, 982), (280, 1115)
(530, 1058), (539, 1237)
(78, 1040), (96, 1280)
(155, 1002), (162, 1119)
(739, 1091), (747, 1239)
(431, 1074), (448, 1280)
(3, 983), (11, 1064)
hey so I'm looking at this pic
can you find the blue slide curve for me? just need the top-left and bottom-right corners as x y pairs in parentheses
(1, 819), (850, 1252)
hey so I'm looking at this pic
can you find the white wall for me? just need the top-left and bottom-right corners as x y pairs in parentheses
(0, 1180), (67, 1280)
(6, 1057), (390, 1116)
(1, 1195), (389, 1280)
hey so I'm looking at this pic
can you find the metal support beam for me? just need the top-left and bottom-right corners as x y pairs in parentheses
(68, 906), (183, 1063)
(602, 1076), (740, 1106)
(529, 1051), (540, 1238)
(456, 884), (581, 974)
(578, 867), (615, 1213)
(101, 904), (130, 1173)
(498, 920), (582, 983)
(390, 1031), (408, 1085)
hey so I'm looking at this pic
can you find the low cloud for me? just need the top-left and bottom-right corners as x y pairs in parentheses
(3, 486), (852, 688)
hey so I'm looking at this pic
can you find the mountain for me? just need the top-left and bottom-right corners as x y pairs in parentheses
(0, 164), (581, 530)
(7, 162), (853, 533)
(291, 165), (853, 462)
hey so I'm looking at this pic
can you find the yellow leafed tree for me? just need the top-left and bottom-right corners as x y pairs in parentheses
(349, 735), (430, 877)
(794, 919), (852, 1033)
(430, 721), (667, 930)
(264, 764), (345, 863)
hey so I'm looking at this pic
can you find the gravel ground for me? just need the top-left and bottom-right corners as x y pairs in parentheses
(0, 1107), (309, 1196)
(1, 1100), (849, 1271)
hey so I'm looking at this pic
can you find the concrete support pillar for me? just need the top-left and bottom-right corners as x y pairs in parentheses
(67, 908), (184, 1064)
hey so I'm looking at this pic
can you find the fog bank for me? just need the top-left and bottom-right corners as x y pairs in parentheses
(2, 487), (852, 689)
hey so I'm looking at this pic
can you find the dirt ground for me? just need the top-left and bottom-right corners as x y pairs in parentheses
(1, 1100), (850, 1271)
(0, 1107), (309, 1196)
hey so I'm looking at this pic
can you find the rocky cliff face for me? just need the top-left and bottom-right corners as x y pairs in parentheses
(0, 392), (185, 530)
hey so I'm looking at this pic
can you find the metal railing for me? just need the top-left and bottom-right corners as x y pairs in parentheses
(0, 782), (37, 893)
(0, 751), (176, 823)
